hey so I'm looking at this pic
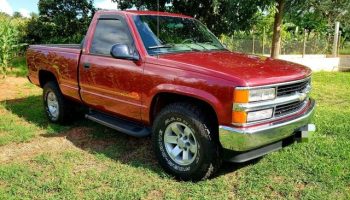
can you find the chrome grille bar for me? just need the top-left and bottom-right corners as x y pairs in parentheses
(233, 77), (312, 127)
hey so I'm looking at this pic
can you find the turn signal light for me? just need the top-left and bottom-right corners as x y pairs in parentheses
(232, 111), (247, 124)
(233, 90), (249, 103)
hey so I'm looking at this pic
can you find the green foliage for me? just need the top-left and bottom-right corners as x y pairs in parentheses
(0, 14), (22, 78)
(113, 0), (272, 35)
(284, 0), (350, 40)
(219, 0), (350, 55)
(117, 0), (170, 11)
(8, 57), (28, 77)
(1, 0), (350, 60)
(340, 41), (350, 55)
(25, 0), (95, 44)
(113, 0), (350, 50)
(12, 11), (23, 19)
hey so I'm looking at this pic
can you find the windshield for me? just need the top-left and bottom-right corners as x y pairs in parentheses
(133, 15), (227, 55)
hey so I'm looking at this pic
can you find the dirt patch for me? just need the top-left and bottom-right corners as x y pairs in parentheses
(64, 127), (118, 152)
(143, 190), (164, 200)
(0, 126), (131, 164)
(0, 134), (73, 164)
(295, 182), (306, 191)
(0, 77), (41, 101)
(118, 138), (157, 165)
(72, 158), (109, 174)
(271, 175), (285, 183)
(0, 127), (93, 164)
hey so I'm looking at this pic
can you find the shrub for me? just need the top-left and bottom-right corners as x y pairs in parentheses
(0, 14), (23, 78)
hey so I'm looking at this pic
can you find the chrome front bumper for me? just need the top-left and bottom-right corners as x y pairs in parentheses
(219, 99), (316, 152)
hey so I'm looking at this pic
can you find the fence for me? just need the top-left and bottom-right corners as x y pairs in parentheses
(221, 35), (334, 55)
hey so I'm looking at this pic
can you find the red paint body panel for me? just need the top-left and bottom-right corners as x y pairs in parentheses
(157, 51), (311, 86)
(78, 54), (144, 121)
(26, 10), (312, 127)
(141, 60), (234, 125)
(26, 46), (81, 101)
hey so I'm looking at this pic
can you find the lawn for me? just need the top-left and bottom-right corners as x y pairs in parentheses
(0, 70), (350, 199)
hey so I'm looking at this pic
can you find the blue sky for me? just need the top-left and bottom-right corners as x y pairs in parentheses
(0, 0), (119, 17)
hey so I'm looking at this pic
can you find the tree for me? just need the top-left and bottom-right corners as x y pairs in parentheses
(271, 0), (286, 58)
(112, 0), (271, 35)
(12, 11), (23, 18)
(27, 0), (95, 44)
(293, 0), (350, 40)
(270, 0), (316, 58)
(117, 0), (169, 11)
(111, 0), (350, 57)
(113, 0), (301, 57)
(309, 0), (350, 28)
(284, 2), (326, 33)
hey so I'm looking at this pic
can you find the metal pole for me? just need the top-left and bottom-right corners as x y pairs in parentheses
(337, 31), (342, 56)
(156, 0), (159, 59)
(252, 34), (255, 54)
(302, 29), (307, 58)
(262, 27), (265, 55)
(332, 22), (340, 57)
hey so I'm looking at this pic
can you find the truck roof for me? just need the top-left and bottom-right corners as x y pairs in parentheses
(96, 10), (193, 19)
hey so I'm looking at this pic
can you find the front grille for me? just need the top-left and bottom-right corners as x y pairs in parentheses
(277, 79), (310, 97)
(274, 100), (306, 117)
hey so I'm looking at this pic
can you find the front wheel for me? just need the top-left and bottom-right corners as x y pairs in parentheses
(152, 102), (221, 181)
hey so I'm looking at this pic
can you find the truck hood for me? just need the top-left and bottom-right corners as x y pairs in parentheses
(158, 51), (312, 86)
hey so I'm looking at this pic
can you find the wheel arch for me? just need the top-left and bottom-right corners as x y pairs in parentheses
(149, 90), (221, 131)
(38, 70), (59, 88)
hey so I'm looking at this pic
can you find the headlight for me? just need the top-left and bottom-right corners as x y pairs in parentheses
(247, 109), (273, 122)
(234, 88), (276, 103)
(232, 108), (273, 124)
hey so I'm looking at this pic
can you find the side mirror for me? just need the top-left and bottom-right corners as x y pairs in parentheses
(110, 44), (139, 61)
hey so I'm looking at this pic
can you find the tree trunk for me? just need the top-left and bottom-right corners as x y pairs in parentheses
(271, 0), (286, 59)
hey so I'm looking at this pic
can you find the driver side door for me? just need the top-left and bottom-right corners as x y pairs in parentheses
(79, 15), (143, 121)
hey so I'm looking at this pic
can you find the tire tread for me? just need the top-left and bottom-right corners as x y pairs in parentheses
(152, 102), (222, 181)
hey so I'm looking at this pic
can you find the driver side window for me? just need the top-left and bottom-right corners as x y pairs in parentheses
(90, 19), (132, 56)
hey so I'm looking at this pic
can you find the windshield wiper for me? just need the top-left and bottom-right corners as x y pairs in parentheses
(147, 45), (173, 49)
(180, 43), (202, 52)
(190, 43), (207, 50)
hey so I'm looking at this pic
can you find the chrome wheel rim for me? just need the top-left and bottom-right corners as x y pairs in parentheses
(164, 122), (198, 166)
(46, 91), (59, 120)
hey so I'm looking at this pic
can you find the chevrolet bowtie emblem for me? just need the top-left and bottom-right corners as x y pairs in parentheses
(297, 92), (307, 101)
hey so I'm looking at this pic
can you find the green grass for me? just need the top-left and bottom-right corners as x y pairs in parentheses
(340, 42), (350, 55)
(0, 81), (72, 146)
(0, 96), (73, 146)
(7, 56), (28, 77)
(340, 48), (350, 55)
(0, 72), (350, 199)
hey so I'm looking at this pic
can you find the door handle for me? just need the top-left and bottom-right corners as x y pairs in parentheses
(83, 63), (90, 69)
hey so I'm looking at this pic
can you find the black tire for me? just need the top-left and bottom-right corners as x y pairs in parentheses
(43, 81), (72, 124)
(152, 102), (222, 181)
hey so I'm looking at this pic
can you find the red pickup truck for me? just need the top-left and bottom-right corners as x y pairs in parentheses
(27, 10), (316, 181)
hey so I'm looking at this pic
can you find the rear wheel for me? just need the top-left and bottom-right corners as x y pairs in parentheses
(43, 81), (71, 123)
(152, 102), (221, 181)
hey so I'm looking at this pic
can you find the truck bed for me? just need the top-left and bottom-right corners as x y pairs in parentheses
(28, 44), (82, 54)
(27, 43), (82, 101)
(34, 44), (81, 49)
